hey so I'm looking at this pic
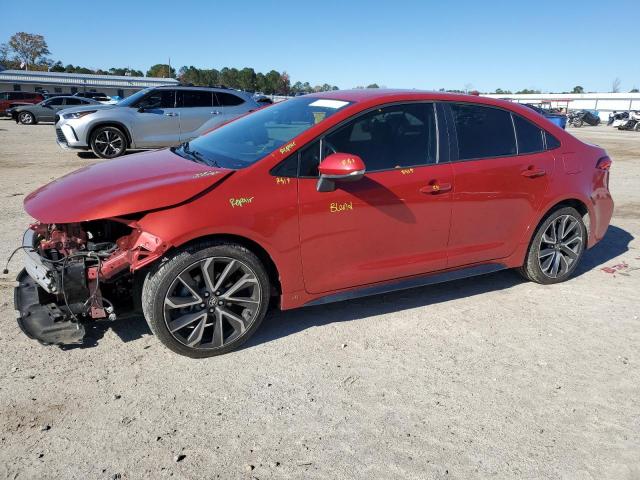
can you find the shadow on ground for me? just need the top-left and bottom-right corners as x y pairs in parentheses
(64, 225), (634, 351)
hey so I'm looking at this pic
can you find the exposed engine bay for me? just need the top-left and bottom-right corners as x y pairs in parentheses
(14, 219), (167, 345)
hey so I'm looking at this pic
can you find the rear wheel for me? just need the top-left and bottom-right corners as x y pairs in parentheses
(518, 207), (586, 284)
(142, 241), (271, 358)
(18, 111), (36, 125)
(90, 126), (127, 159)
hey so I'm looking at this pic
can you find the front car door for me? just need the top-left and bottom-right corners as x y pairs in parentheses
(38, 97), (66, 121)
(130, 89), (181, 147)
(297, 102), (453, 294)
(444, 102), (554, 268)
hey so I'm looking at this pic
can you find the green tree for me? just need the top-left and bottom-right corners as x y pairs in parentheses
(146, 64), (176, 78)
(571, 85), (584, 94)
(630, 87), (639, 93)
(8, 32), (50, 69)
(237, 67), (257, 91)
(366, 83), (380, 88)
(494, 88), (512, 94)
(264, 70), (281, 94)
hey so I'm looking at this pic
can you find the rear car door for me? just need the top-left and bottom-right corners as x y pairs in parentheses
(216, 91), (250, 123)
(297, 102), (453, 294)
(176, 89), (218, 141)
(444, 103), (554, 268)
(130, 89), (181, 147)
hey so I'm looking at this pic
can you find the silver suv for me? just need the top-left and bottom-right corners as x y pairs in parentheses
(55, 86), (260, 158)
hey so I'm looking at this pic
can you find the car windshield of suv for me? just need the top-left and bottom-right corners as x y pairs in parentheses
(117, 88), (153, 107)
(172, 96), (352, 169)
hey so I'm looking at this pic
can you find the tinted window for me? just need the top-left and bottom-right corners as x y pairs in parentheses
(545, 132), (561, 150)
(512, 114), (544, 154)
(179, 90), (214, 108)
(216, 92), (244, 106)
(137, 90), (175, 109)
(47, 98), (65, 106)
(9, 92), (22, 100)
(174, 97), (351, 169)
(323, 103), (437, 173)
(299, 140), (322, 177)
(450, 104), (516, 160)
(65, 98), (84, 105)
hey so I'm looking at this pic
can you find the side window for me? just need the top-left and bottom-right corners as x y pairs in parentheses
(64, 98), (84, 105)
(545, 132), (561, 150)
(0, 93), (8, 100)
(179, 90), (214, 108)
(9, 92), (22, 100)
(299, 140), (322, 177)
(450, 103), (516, 160)
(47, 97), (65, 106)
(512, 114), (544, 154)
(216, 92), (245, 106)
(137, 90), (175, 109)
(323, 103), (437, 173)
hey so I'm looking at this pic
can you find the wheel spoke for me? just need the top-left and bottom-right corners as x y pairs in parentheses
(222, 273), (257, 299)
(185, 316), (207, 347)
(225, 296), (259, 307)
(214, 259), (238, 291)
(560, 244), (578, 260)
(212, 310), (224, 347)
(168, 311), (206, 333)
(542, 225), (556, 244)
(200, 258), (216, 293)
(541, 253), (555, 273)
(550, 251), (561, 277)
(538, 248), (555, 260)
(220, 307), (248, 333)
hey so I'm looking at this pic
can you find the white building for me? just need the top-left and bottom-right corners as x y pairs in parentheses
(0, 70), (179, 98)
(483, 92), (640, 121)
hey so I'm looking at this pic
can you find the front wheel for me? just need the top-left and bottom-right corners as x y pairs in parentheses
(18, 111), (36, 125)
(142, 241), (271, 358)
(90, 126), (127, 159)
(518, 207), (587, 284)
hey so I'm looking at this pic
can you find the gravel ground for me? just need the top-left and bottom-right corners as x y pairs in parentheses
(0, 119), (638, 480)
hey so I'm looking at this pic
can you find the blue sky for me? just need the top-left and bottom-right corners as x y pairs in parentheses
(2, 0), (639, 92)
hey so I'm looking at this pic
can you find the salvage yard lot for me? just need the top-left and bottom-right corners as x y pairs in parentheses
(0, 119), (638, 479)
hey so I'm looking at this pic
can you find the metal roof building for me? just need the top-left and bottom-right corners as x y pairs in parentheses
(0, 70), (178, 98)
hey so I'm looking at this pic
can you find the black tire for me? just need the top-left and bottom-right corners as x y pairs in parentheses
(518, 206), (587, 284)
(90, 126), (127, 159)
(573, 119), (583, 128)
(18, 111), (36, 125)
(142, 240), (271, 358)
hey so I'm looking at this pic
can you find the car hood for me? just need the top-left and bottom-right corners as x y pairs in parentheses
(24, 149), (233, 223)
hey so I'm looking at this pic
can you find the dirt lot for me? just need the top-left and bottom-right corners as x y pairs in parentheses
(0, 119), (638, 480)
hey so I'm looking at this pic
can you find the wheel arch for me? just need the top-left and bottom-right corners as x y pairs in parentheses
(87, 121), (132, 147)
(528, 197), (591, 248)
(174, 233), (282, 299)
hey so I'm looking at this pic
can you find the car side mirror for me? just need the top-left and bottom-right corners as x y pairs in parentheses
(137, 106), (146, 112)
(316, 153), (365, 192)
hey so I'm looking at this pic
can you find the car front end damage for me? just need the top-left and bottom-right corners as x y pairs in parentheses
(14, 219), (168, 346)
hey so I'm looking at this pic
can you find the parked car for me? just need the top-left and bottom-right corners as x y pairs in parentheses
(523, 104), (567, 129)
(73, 91), (111, 101)
(568, 110), (601, 127)
(9, 96), (101, 124)
(55, 85), (260, 158)
(0, 91), (44, 115)
(15, 90), (614, 357)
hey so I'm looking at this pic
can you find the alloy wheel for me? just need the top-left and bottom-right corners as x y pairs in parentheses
(163, 257), (262, 350)
(19, 112), (34, 124)
(538, 214), (583, 278)
(94, 128), (125, 157)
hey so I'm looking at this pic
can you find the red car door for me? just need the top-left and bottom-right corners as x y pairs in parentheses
(445, 103), (554, 268)
(297, 103), (453, 294)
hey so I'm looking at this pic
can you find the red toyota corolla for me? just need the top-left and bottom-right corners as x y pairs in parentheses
(14, 90), (613, 357)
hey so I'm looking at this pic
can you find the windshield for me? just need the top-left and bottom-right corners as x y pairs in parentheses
(172, 96), (352, 169)
(117, 88), (153, 107)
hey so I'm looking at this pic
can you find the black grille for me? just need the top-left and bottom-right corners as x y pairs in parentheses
(56, 128), (67, 144)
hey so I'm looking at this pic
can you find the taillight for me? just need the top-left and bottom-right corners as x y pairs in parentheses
(596, 156), (612, 170)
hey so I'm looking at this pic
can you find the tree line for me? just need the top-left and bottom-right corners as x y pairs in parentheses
(1, 32), (637, 95)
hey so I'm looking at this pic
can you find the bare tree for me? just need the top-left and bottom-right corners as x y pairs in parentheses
(0, 43), (9, 63)
(611, 77), (621, 93)
(8, 32), (50, 69)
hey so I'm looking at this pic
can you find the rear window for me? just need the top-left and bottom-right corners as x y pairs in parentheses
(179, 90), (214, 108)
(512, 114), (545, 154)
(450, 103), (517, 160)
(545, 132), (561, 150)
(216, 92), (244, 106)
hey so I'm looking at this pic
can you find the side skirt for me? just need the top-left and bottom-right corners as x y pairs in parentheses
(304, 263), (506, 307)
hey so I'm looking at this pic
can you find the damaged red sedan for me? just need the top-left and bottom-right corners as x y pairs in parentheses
(14, 90), (614, 357)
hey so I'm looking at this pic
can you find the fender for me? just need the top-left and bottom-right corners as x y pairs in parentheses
(87, 120), (133, 147)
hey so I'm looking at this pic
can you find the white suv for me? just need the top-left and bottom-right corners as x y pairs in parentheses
(55, 86), (260, 158)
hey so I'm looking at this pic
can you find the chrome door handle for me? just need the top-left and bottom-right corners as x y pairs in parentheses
(210, 111), (221, 115)
(164, 112), (178, 117)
